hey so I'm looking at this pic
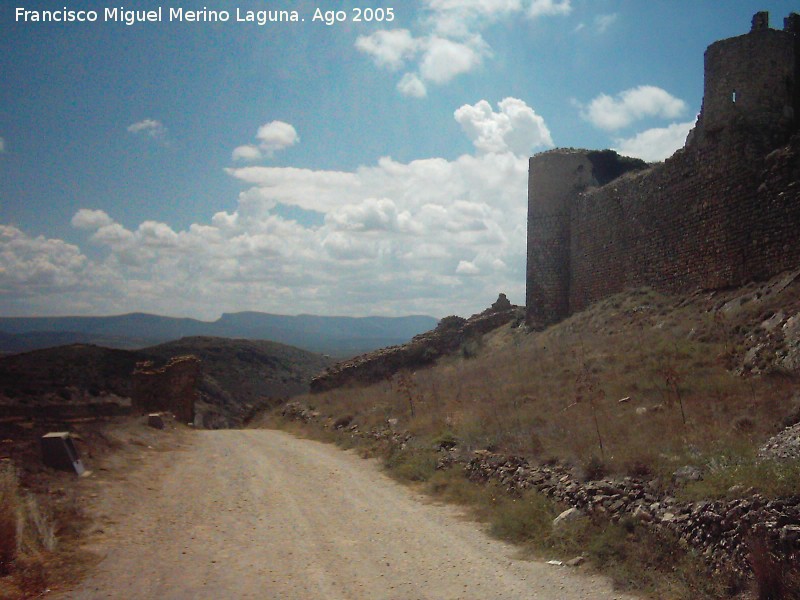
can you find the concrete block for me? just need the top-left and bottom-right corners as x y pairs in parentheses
(147, 413), (165, 430)
(41, 432), (85, 475)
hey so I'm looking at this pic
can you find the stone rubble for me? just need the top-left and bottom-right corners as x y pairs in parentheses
(464, 450), (800, 578)
(758, 422), (800, 462)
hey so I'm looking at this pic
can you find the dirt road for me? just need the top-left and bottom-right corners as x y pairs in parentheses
(60, 429), (638, 599)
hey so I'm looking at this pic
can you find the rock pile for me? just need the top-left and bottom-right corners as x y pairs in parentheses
(465, 451), (800, 577)
(310, 296), (522, 393)
(758, 423), (800, 462)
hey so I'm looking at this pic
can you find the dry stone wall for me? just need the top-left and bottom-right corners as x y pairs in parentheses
(465, 451), (800, 579)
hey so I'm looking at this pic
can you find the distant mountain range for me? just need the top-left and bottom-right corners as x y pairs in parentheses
(0, 312), (439, 356)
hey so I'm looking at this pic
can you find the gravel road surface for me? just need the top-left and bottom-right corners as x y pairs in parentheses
(59, 429), (639, 599)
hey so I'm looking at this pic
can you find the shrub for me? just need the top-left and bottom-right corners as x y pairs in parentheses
(488, 490), (554, 544)
(384, 448), (438, 482)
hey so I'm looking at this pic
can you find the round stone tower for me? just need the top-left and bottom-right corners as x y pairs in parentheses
(690, 11), (799, 150)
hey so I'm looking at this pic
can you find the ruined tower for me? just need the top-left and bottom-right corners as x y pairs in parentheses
(690, 11), (800, 149)
(525, 12), (800, 328)
(525, 150), (645, 327)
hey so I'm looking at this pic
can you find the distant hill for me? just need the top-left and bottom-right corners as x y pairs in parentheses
(0, 336), (333, 427)
(0, 312), (438, 356)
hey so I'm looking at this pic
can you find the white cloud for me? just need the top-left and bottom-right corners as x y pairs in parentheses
(455, 97), (553, 155)
(527, 0), (572, 18)
(355, 29), (419, 70)
(231, 121), (300, 162)
(5, 101), (536, 319)
(614, 120), (696, 162)
(127, 119), (166, 139)
(358, 0), (571, 96)
(456, 260), (480, 275)
(397, 73), (427, 98)
(581, 86), (687, 131)
(232, 144), (263, 162)
(419, 36), (488, 84)
(71, 209), (114, 230)
(326, 198), (402, 232)
(0, 225), (88, 295)
(256, 121), (299, 154)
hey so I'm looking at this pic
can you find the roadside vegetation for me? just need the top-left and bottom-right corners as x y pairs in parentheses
(265, 280), (800, 599)
(0, 461), (57, 597)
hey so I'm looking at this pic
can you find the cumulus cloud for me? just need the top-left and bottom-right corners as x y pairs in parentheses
(127, 119), (167, 139)
(581, 86), (688, 131)
(6, 99), (539, 318)
(357, 0), (571, 96)
(614, 120), (696, 162)
(232, 121), (299, 161)
(0, 225), (88, 294)
(355, 29), (419, 70)
(256, 121), (299, 153)
(419, 36), (488, 84)
(397, 73), (427, 98)
(71, 209), (114, 230)
(455, 98), (553, 155)
(232, 144), (263, 162)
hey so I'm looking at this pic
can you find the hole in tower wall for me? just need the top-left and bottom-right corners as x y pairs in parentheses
(732, 90), (737, 103)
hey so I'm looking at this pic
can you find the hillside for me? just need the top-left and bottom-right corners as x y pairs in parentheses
(0, 336), (332, 427)
(0, 312), (438, 356)
(274, 270), (800, 598)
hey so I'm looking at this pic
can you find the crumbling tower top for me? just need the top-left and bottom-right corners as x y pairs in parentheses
(688, 11), (799, 151)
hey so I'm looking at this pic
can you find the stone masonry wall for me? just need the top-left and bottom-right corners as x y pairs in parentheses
(527, 13), (800, 324)
(132, 355), (200, 423)
(568, 132), (800, 313)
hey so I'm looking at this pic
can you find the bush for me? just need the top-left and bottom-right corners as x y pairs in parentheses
(488, 491), (554, 544)
(384, 448), (438, 482)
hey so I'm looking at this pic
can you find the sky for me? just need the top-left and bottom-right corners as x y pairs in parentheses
(1, 0), (797, 320)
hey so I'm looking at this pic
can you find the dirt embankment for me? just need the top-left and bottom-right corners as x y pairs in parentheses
(55, 429), (638, 600)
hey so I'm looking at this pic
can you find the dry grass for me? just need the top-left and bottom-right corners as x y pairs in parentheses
(0, 463), (19, 575)
(293, 287), (798, 488)
(271, 281), (800, 600)
(418, 468), (734, 600)
(0, 461), (56, 596)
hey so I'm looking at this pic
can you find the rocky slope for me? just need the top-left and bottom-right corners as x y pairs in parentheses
(310, 294), (521, 392)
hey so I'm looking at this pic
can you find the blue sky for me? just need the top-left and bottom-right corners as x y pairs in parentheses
(0, 0), (797, 319)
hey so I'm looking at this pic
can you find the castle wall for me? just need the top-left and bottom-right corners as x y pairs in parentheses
(568, 132), (800, 313)
(526, 152), (593, 326)
(527, 13), (800, 324)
